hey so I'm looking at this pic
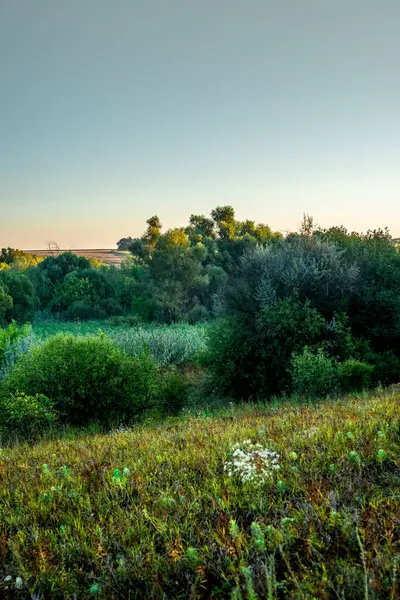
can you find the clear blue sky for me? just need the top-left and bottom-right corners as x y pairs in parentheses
(1, 0), (399, 249)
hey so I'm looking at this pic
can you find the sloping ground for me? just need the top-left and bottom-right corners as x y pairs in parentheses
(0, 391), (399, 599)
(25, 249), (130, 266)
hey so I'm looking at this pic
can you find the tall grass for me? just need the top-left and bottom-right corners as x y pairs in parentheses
(0, 390), (399, 598)
(32, 319), (208, 366)
(0, 325), (38, 380)
(109, 323), (207, 366)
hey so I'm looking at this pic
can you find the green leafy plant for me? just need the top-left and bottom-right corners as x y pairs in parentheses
(0, 321), (33, 374)
(160, 370), (191, 415)
(0, 392), (57, 438)
(338, 359), (374, 392)
(290, 346), (338, 398)
(3, 333), (159, 424)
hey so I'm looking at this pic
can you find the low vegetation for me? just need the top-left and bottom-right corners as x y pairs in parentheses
(0, 390), (399, 598)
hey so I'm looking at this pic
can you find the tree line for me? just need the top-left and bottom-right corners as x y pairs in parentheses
(1, 206), (400, 399)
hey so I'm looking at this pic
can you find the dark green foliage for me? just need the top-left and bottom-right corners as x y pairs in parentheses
(207, 238), (353, 399)
(26, 266), (54, 309)
(128, 238), (151, 262)
(208, 230), (400, 400)
(3, 334), (159, 424)
(149, 244), (209, 323)
(290, 346), (338, 398)
(317, 227), (400, 352)
(29, 251), (92, 308)
(116, 236), (134, 250)
(106, 314), (142, 326)
(37, 251), (92, 284)
(206, 298), (326, 399)
(338, 360), (374, 392)
(368, 350), (400, 386)
(0, 282), (13, 326)
(161, 370), (190, 415)
(188, 214), (216, 239)
(121, 208), (282, 323)
(0, 270), (36, 323)
(48, 268), (118, 319)
(64, 301), (106, 321)
(0, 392), (57, 438)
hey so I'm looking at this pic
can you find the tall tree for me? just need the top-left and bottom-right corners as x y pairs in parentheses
(141, 215), (162, 248)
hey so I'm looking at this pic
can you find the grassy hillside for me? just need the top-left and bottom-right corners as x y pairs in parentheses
(0, 390), (399, 599)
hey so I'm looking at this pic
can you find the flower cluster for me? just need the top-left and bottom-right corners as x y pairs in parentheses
(2, 575), (23, 590)
(302, 426), (319, 438)
(224, 440), (280, 486)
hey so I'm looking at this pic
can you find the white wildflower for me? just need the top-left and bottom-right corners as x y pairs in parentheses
(224, 440), (280, 487)
(15, 576), (23, 589)
(302, 426), (319, 438)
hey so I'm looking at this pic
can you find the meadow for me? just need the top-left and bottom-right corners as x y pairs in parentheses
(0, 389), (399, 599)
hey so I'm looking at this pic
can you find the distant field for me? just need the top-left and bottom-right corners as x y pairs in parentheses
(26, 249), (130, 266)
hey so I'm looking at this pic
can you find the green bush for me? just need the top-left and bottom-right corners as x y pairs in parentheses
(368, 350), (400, 386)
(64, 300), (106, 321)
(0, 283), (13, 325)
(161, 370), (190, 415)
(0, 392), (57, 438)
(290, 346), (338, 398)
(0, 271), (36, 323)
(3, 334), (159, 424)
(0, 322), (32, 371)
(338, 360), (374, 392)
(206, 299), (326, 400)
(186, 303), (209, 324)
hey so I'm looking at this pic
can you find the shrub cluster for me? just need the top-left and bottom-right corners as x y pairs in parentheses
(0, 392), (57, 439)
(1, 212), (400, 434)
(206, 229), (400, 400)
(2, 334), (160, 425)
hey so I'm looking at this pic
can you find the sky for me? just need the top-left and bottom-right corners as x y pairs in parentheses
(1, 0), (399, 249)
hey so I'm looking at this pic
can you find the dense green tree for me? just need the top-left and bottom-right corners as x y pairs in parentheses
(28, 252), (93, 308)
(0, 271), (36, 323)
(207, 238), (361, 399)
(48, 268), (119, 319)
(0, 248), (26, 265)
(315, 226), (400, 357)
(116, 236), (134, 250)
(0, 248), (42, 271)
(141, 215), (162, 248)
(147, 241), (209, 323)
(207, 298), (326, 399)
(211, 205), (237, 239)
(188, 214), (216, 239)
(0, 282), (13, 326)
